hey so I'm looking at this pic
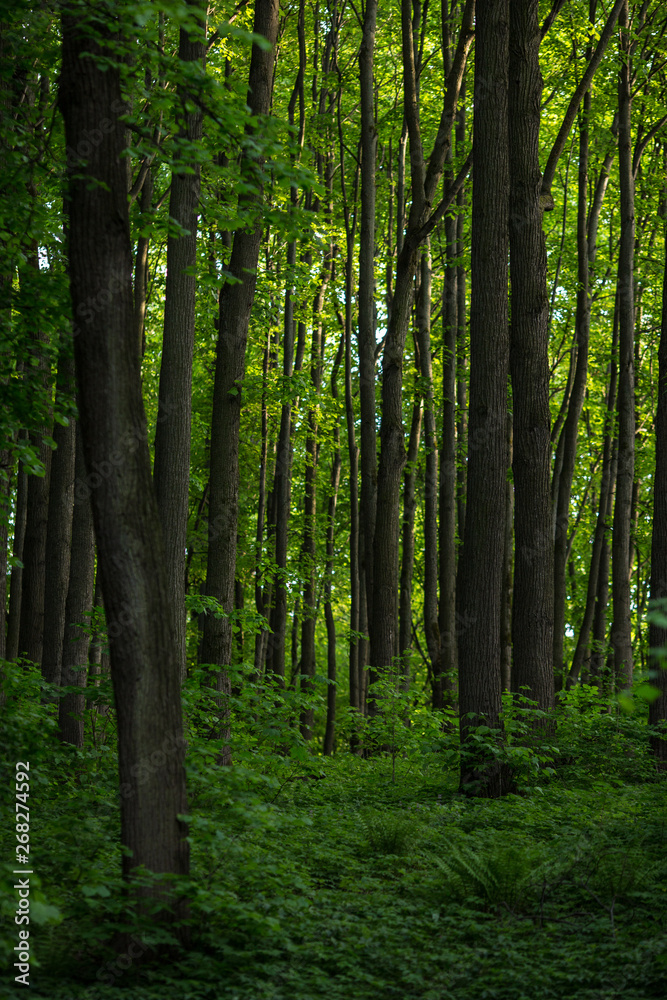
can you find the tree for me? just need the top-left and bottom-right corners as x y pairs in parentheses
(456, 0), (509, 796)
(59, 0), (189, 924)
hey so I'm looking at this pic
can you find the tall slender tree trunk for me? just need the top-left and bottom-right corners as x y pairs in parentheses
(323, 338), (344, 755)
(398, 396), (423, 680)
(648, 188), (667, 769)
(553, 85), (592, 686)
(457, 0), (509, 797)
(611, 0), (635, 691)
(18, 262), (52, 665)
(438, 208), (458, 708)
(59, 424), (95, 748)
(201, 0), (280, 742)
(42, 352), (76, 688)
(59, 4), (189, 925)
(153, 0), (206, 683)
(508, 0), (554, 713)
(569, 306), (618, 686)
(357, 0), (379, 708)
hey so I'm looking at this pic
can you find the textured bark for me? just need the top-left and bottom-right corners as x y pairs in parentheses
(648, 204), (667, 769)
(456, 0), (509, 797)
(59, 6), (189, 920)
(265, 241), (296, 684)
(42, 353), (76, 688)
(201, 0), (279, 739)
(508, 0), (554, 712)
(553, 88), (591, 684)
(611, 0), (635, 691)
(569, 306), (618, 686)
(357, 0), (379, 703)
(18, 269), (52, 665)
(323, 338), (344, 756)
(438, 211), (457, 708)
(153, 1), (205, 685)
(398, 397), (423, 680)
(59, 424), (95, 748)
(300, 237), (331, 738)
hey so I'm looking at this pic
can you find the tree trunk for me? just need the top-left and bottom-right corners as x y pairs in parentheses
(569, 305), (618, 686)
(553, 86), (591, 685)
(438, 209), (457, 708)
(648, 194), (667, 769)
(17, 264), (52, 665)
(153, 1), (205, 683)
(201, 0), (280, 751)
(398, 396), (423, 682)
(59, 424), (95, 748)
(611, 0), (635, 691)
(323, 338), (344, 756)
(456, 0), (509, 797)
(357, 0), (379, 704)
(59, 5), (189, 924)
(508, 0), (554, 713)
(41, 352), (76, 688)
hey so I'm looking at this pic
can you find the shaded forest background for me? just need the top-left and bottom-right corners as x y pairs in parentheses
(3, 0), (667, 994)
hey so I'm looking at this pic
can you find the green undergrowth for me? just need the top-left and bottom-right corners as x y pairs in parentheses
(2, 661), (667, 999)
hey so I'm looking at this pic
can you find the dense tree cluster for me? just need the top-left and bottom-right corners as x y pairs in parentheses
(2, 0), (667, 929)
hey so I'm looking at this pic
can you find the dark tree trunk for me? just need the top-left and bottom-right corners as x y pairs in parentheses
(456, 0), (509, 797)
(265, 242), (296, 684)
(438, 209), (458, 708)
(18, 270), (52, 665)
(508, 0), (554, 713)
(398, 396), (423, 680)
(323, 337), (344, 756)
(59, 5), (189, 923)
(59, 424), (95, 748)
(611, 0), (635, 691)
(569, 306), (618, 686)
(553, 86), (591, 685)
(357, 0), (379, 706)
(153, 0), (205, 683)
(648, 198), (667, 769)
(42, 352), (76, 688)
(201, 0), (279, 747)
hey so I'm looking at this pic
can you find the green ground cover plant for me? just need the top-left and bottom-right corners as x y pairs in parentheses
(2, 661), (667, 1000)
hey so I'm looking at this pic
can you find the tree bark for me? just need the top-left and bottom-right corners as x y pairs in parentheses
(611, 0), (635, 691)
(59, 423), (95, 748)
(59, 5), (189, 923)
(41, 352), (76, 688)
(648, 190), (667, 769)
(153, 0), (206, 683)
(508, 0), (554, 713)
(456, 0), (509, 797)
(201, 0), (280, 747)
(553, 86), (592, 685)
(358, 0), (379, 685)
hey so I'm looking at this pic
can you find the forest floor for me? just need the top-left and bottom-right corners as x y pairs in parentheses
(2, 667), (667, 999)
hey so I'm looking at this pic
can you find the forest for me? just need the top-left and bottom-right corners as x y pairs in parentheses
(2, 0), (667, 996)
